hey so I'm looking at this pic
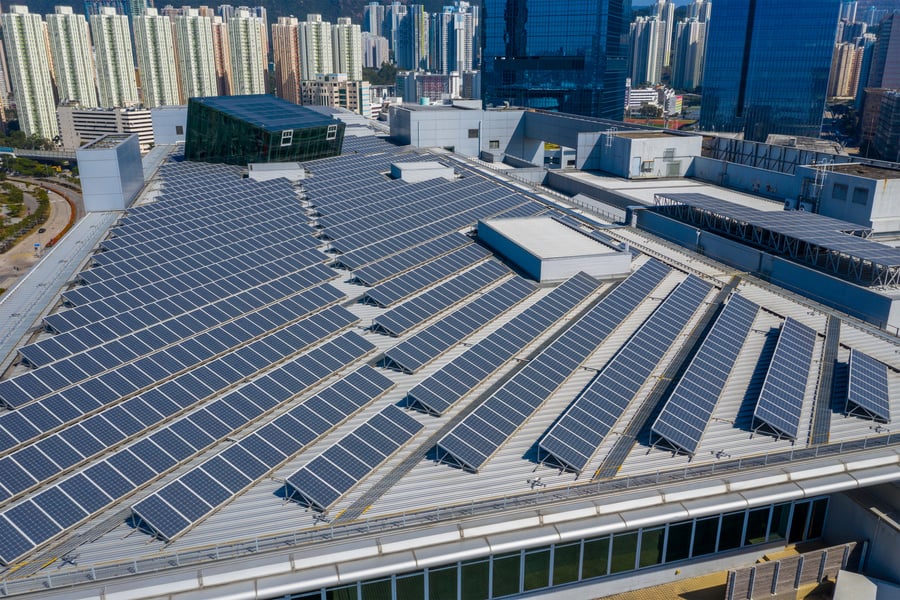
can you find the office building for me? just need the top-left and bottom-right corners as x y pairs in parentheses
(332, 17), (363, 81)
(1, 6), (58, 139)
(174, 10), (219, 101)
(671, 17), (707, 91)
(872, 89), (900, 162)
(829, 42), (865, 98)
(629, 17), (666, 86)
(90, 6), (139, 108)
(361, 32), (390, 69)
(57, 104), (154, 151)
(699, 0), (841, 141)
(481, 0), (630, 119)
(211, 16), (232, 96)
(227, 8), (266, 95)
(271, 16), (301, 104)
(299, 14), (334, 81)
(865, 10), (900, 90)
(300, 73), (371, 116)
(184, 95), (344, 163)
(46, 6), (99, 108)
(133, 8), (180, 108)
(394, 3), (428, 70)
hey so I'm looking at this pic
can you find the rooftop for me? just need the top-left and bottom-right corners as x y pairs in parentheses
(80, 134), (134, 150)
(829, 163), (900, 180)
(188, 95), (338, 132)
(481, 216), (620, 259)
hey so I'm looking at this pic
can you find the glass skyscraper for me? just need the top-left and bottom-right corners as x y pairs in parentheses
(481, 0), (630, 119)
(699, 0), (841, 142)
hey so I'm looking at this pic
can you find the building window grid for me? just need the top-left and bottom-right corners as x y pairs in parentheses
(289, 498), (827, 600)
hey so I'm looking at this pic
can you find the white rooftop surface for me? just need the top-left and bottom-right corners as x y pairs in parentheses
(483, 216), (618, 259)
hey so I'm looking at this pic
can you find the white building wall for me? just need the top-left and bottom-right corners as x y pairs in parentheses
(90, 7), (139, 108)
(1, 6), (58, 138)
(134, 9), (181, 108)
(300, 14), (334, 80)
(151, 106), (188, 145)
(333, 18), (362, 81)
(46, 7), (98, 108)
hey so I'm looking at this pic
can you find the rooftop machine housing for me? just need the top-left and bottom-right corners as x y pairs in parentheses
(477, 216), (631, 283)
(184, 95), (345, 165)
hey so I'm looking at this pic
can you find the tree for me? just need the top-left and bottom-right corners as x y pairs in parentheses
(639, 103), (663, 118)
(363, 62), (398, 86)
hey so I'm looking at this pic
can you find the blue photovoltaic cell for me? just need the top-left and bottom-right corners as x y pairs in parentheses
(651, 294), (759, 455)
(538, 275), (713, 473)
(752, 317), (818, 440)
(846, 349), (891, 422)
(436, 260), (671, 472)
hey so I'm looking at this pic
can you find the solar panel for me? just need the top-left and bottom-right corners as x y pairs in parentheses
(651, 294), (759, 455)
(407, 271), (601, 415)
(381, 276), (537, 373)
(436, 260), (671, 472)
(349, 234), (482, 287)
(846, 349), (891, 422)
(131, 365), (394, 542)
(538, 275), (713, 473)
(752, 317), (818, 440)
(284, 405), (423, 511)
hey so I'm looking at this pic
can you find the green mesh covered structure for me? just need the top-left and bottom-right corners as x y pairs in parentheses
(184, 95), (344, 165)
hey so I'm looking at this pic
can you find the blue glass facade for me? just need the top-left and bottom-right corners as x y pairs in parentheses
(699, 0), (841, 142)
(481, 0), (631, 120)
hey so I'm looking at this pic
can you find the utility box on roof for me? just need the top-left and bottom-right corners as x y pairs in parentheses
(76, 134), (143, 211)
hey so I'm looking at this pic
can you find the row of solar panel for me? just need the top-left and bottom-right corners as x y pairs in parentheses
(406, 271), (603, 415)
(285, 404), (423, 511)
(371, 260), (510, 335)
(43, 252), (331, 336)
(435, 260), (671, 472)
(0, 334), (375, 566)
(382, 276), (537, 374)
(538, 275), (713, 473)
(363, 244), (491, 307)
(65, 236), (320, 308)
(846, 349), (891, 422)
(349, 233), (481, 287)
(651, 294), (760, 455)
(0, 302), (356, 461)
(131, 365), (394, 542)
(3, 283), (345, 410)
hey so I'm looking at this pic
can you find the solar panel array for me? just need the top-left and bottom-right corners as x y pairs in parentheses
(406, 272), (602, 415)
(0, 333), (376, 565)
(0, 306), (359, 505)
(284, 405), (423, 512)
(363, 244), (490, 307)
(131, 365), (393, 542)
(651, 294), (760, 455)
(28, 256), (333, 360)
(436, 260), (671, 472)
(1, 282), (345, 408)
(351, 232), (472, 287)
(538, 276), (713, 473)
(846, 349), (891, 422)
(372, 260), (510, 336)
(381, 276), (537, 373)
(752, 318), (818, 440)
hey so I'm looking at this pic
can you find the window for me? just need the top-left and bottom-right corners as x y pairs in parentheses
(552, 542), (581, 585)
(489, 140), (500, 149)
(745, 507), (770, 546)
(361, 578), (391, 600)
(610, 531), (638, 573)
(396, 574), (424, 600)
(461, 559), (489, 600)
(281, 130), (293, 146)
(326, 124), (338, 140)
(693, 516), (719, 556)
(175, 125), (183, 135)
(639, 527), (665, 568)
(492, 552), (521, 597)
(428, 566), (456, 600)
(468, 128), (479, 139)
(832, 182), (848, 201)
(719, 511), (745, 551)
(581, 536), (610, 579)
(641, 160), (654, 173)
(523, 547), (551, 591)
(665, 521), (693, 563)
(852, 187), (869, 205)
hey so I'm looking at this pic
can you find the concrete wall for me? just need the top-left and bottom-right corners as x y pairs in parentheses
(77, 135), (143, 211)
(797, 166), (900, 232)
(690, 156), (800, 203)
(635, 210), (899, 329)
(825, 491), (900, 583)
(151, 106), (187, 146)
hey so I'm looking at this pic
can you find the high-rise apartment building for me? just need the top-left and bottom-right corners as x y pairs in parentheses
(690, 0), (712, 22)
(228, 8), (266, 95)
(299, 14), (334, 81)
(394, 4), (428, 70)
(174, 10), (219, 100)
(629, 17), (666, 86)
(430, 1), (478, 75)
(387, 1), (407, 53)
(363, 1), (386, 37)
(272, 16), (301, 104)
(361, 32), (390, 69)
(654, 0), (676, 67)
(333, 17), (363, 81)
(300, 73), (371, 116)
(133, 8), (180, 107)
(866, 10), (900, 90)
(90, 6), (139, 108)
(829, 42), (865, 98)
(1, 6), (58, 138)
(671, 17), (707, 91)
(46, 6), (99, 108)
(481, 0), (630, 119)
(699, 0), (840, 141)
(211, 16), (232, 96)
